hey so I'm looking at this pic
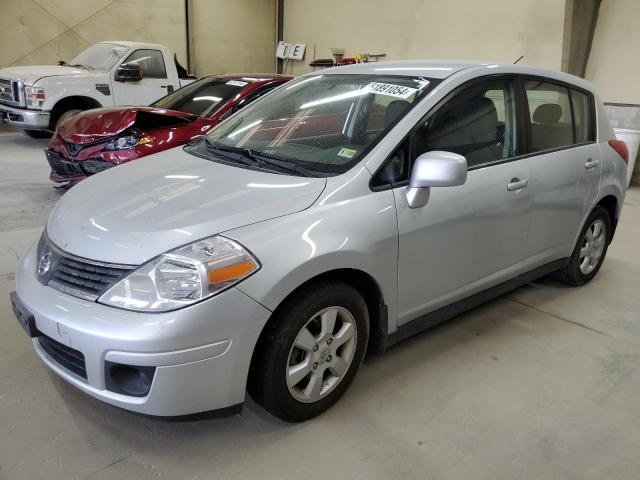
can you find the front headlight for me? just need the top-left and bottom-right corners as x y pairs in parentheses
(25, 86), (46, 109)
(104, 133), (153, 151)
(98, 236), (259, 312)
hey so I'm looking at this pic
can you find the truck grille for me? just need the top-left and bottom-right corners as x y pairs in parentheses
(0, 78), (21, 106)
(38, 334), (87, 379)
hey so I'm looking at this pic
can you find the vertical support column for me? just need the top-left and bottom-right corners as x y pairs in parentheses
(185, 0), (196, 75)
(562, 0), (601, 76)
(276, 0), (284, 74)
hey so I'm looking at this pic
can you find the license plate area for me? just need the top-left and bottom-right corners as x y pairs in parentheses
(10, 291), (39, 337)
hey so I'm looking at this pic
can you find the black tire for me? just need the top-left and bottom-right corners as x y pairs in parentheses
(248, 281), (369, 422)
(23, 129), (52, 139)
(54, 109), (82, 131)
(557, 206), (611, 286)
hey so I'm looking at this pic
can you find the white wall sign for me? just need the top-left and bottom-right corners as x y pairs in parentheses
(276, 42), (306, 60)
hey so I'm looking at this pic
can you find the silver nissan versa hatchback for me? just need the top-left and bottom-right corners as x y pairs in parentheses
(11, 61), (628, 422)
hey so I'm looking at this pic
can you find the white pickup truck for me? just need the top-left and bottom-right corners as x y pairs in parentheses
(0, 41), (196, 137)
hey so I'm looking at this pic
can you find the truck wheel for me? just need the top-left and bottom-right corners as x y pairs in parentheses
(249, 281), (369, 422)
(23, 130), (52, 139)
(54, 109), (82, 131)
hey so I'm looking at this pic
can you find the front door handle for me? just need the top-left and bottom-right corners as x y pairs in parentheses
(585, 158), (600, 169)
(507, 178), (529, 191)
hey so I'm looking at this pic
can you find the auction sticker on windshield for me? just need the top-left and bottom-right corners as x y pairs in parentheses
(366, 82), (417, 99)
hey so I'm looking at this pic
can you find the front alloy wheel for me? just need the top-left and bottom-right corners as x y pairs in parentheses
(287, 306), (357, 403)
(249, 282), (369, 422)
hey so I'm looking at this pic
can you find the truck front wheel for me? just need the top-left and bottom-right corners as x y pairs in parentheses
(54, 109), (82, 131)
(23, 130), (52, 139)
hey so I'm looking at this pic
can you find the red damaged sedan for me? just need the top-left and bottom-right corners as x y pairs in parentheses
(46, 74), (293, 185)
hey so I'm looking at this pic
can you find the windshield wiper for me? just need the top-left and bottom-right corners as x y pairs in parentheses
(202, 138), (258, 167)
(203, 139), (319, 177)
(68, 63), (90, 70)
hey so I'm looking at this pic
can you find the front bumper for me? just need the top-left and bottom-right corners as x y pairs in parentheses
(14, 242), (272, 416)
(0, 103), (50, 130)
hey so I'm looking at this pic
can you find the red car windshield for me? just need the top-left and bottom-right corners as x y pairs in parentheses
(151, 77), (248, 117)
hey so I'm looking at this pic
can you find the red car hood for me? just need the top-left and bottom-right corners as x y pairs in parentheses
(57, 107), (196, 145)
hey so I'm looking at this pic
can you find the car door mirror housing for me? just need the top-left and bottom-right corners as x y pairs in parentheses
(406, 151), (467, 208)
(115, 64), (143, 82)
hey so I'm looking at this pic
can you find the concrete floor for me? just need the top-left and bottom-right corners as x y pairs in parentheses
(1, 128), (639, 480)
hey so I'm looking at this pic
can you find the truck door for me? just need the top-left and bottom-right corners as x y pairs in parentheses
(111, 49), (170, 106)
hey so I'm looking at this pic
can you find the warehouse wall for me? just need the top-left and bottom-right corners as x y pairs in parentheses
(0, 0), (188, 68)
(282, 0), (567, 75)
(0, 0), (278, 76)
(585, 0), (639, 104)
(190, 0), (277, 75)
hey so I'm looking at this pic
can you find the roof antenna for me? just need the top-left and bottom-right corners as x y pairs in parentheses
(513, 55), (524, 64)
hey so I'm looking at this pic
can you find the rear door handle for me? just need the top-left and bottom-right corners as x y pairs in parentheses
(585, 158), (600, 169)
(507, 178), (529, 191)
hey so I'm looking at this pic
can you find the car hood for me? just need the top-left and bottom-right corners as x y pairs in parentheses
(47, 148), (327, 265)
(0, 65), (94, 85)
(57, 107), (196, 144)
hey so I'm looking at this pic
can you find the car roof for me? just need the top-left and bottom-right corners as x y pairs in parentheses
(320, 60), (482, 79)
(319, 60), (594, 90)
(202, 74), (293, 84)
(99, 40), (168, 51)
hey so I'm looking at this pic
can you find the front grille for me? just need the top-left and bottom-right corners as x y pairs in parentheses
(38, 334), (87, 379)
(82, 159), (115, 174)
(0, 77), (21, 106)
(37, 234), (135, 301)
(46, 149), (85, 177)
(49, 254), (133, 300)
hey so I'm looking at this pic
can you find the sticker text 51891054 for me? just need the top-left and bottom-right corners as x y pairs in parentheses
(365, 82), (417, 99)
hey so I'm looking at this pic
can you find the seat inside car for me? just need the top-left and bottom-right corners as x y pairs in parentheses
(531, 103), (573, 151)
(384, 100), (411, 128)
(419, 95), (503, 167)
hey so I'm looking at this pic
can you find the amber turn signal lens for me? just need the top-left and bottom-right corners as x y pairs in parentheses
(208, 260), (256, 284)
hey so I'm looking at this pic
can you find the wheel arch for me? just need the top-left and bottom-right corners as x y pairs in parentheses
(49, 96), (102, 129)
(248, 267), (389, 375)
(595, 194), (619, 241)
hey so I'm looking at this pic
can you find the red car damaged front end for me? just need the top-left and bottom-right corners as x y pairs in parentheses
(46, 107), (202, 184)
(45, 74), (293, 186)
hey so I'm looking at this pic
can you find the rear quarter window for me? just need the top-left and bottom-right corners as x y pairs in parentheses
(570, 89), (595, 143)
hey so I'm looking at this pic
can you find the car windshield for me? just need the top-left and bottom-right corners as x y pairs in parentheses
(195, 74), (435, 175)
(151, 77), (247, 116)
(70, 43), (128, 71)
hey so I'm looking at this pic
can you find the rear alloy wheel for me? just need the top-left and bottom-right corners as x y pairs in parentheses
(249, 282), (369, 422)
(578, 219), (607, 275)
(558, 206), (611, 286)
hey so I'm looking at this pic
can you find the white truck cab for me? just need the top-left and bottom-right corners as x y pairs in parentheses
(0, 41), (196, 137)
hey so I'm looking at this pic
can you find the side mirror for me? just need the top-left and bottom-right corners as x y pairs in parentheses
(406, 151), (467, 208)
(115, 64), (142, 82)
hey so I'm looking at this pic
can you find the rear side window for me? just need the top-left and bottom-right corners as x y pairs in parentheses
(525, 81), (572, 151)
(122, 49), (167, 79)
(571, 89), (595, 143)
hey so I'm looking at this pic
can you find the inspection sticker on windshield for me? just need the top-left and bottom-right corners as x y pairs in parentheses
(337, 148), (358, 159)
(366, 82), (417, 99)
(226, 80), (248, 87)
